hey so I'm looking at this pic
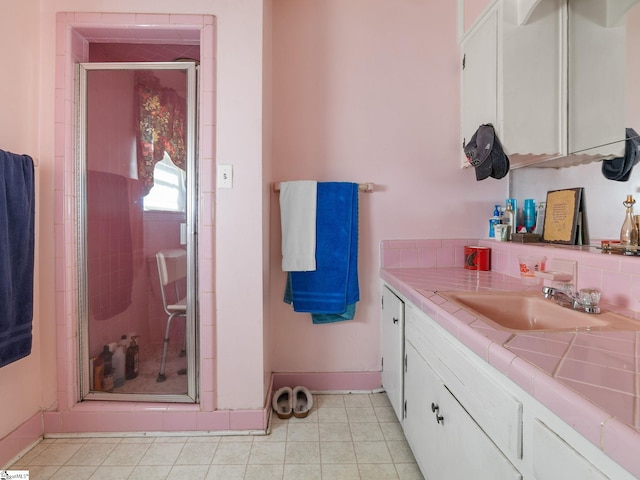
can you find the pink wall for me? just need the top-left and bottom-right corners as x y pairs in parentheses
(0, 0), (51, 467)
(268, 0), (504, 376)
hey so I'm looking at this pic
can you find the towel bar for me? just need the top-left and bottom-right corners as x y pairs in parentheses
(273, 182), (374, 192)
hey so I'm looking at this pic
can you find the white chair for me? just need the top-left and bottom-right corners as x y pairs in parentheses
(155, 248), (187, 382)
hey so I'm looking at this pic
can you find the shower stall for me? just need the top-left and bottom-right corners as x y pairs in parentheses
(77, 62), (198, 402)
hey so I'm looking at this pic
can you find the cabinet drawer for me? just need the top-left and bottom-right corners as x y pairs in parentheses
(406, 304), (523, 460)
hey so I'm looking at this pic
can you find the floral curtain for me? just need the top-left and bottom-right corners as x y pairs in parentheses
(134, 71), (187, 196)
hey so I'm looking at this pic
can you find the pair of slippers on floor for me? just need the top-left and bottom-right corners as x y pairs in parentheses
(272, 386), (313, 419)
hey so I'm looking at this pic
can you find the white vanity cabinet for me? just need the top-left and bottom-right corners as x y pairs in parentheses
(404, 340), (522, 479)
(380, 285), (405, 422)
(381, 281), (639, 480)
(404, 303), (522, 480)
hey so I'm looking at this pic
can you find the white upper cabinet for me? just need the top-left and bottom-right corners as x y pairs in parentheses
(460, 0), (640, 169)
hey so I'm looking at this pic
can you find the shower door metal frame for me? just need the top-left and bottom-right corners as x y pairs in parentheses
(77, 62), (199, 403)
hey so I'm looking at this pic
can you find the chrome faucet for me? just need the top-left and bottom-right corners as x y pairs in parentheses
(542, 286), (601, 314)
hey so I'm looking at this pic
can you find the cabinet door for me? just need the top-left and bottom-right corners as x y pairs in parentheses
(436, 384), (522, 480)
(405, 339), (522, 480)
(501, 0), (564, 158)
(381, 285), (404, 421)
(461, 7), (498, 155)
(532, 420), (608, 480)
(567, 0), (626, 157)
(404, 341), (440, 479)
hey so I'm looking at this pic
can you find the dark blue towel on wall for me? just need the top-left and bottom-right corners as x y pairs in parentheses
(285, 182), (359, 322)
(0, 150), (35, 368)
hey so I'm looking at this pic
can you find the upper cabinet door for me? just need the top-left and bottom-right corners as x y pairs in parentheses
(461, 7), (498, 151)
(568, 0), (627, 157)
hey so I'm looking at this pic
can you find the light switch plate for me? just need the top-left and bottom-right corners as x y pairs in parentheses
(217, 164), (233, 188)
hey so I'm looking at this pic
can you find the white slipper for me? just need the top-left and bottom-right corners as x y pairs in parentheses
(292, 386), (313, 418)
(272, 386), (293, 419)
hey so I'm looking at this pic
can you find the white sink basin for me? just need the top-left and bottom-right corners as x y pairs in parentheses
(440, 291), (640, 332)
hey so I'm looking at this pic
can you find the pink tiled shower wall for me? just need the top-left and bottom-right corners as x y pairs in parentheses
(380, 239), (640, 319)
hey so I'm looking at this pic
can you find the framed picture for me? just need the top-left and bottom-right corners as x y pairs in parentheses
(542, 188), (585, 245)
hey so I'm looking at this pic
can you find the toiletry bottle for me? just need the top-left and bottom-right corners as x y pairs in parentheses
(93, 355), (104, 391)
(112, 343), (125, 388)
(620, 194), (639, 246)
(98, 345), (114, 392)
(506, 198), (518, 230)
(125, 335), (140, 380)
(99, 345), (113, 377)
(533, 202), (546, 235)
(503, 203), (515, 240)
(103, 372), (114, 392)
(489, 204), (501, 238)
(523, 199), (536, 232)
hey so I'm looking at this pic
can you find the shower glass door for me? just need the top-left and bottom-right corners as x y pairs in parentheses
(77, 62), (198, 402)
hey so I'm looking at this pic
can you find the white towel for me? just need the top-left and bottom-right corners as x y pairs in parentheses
(280, 181), (317, 271)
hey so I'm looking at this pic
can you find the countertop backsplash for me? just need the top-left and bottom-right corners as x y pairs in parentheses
(380, 239), (640, 320)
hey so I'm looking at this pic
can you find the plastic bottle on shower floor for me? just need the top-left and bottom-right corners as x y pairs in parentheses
(99, 345), (113, 377)
(125, 335), (140, 380)
(112, 344), (125, 388)
(93, 355), (104, 391)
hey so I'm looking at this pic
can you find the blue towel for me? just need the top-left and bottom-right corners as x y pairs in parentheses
(284, 274), (357, 324)
(285, 182), (359, 322)
(311, 304), (357, 324)
(0, 150), (35, 368)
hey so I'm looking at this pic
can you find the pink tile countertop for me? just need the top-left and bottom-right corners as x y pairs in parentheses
(381, 266), (640, 478)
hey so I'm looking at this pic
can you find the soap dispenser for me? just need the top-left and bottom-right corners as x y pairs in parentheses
(489, 205), (501, 238)
(620, 194), (638, 246)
